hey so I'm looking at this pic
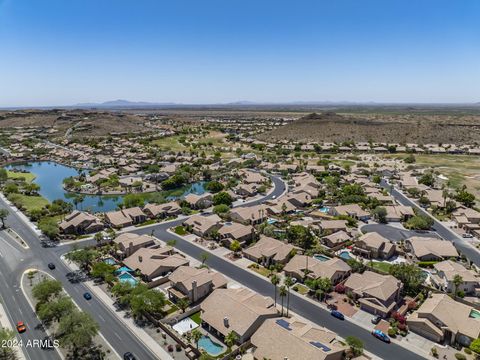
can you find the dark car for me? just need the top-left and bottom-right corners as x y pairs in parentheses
(372, 329), (391, 343)
(83, 292), (92, 300)
(330, 310), (344, 320)
(48, 263), (55, 270)
(371, 315), (382, 324)
(123, 352), (136, 360)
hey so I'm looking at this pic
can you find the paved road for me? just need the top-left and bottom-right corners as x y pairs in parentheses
(0, 198), (159, 360)
(361, 224), (441, 242)
(381, 179), (480, 266)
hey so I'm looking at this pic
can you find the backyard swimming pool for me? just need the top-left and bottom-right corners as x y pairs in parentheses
(314, 254), (331, 262)
(103, 257), (117, 265)
(198, 335), (224, 356)
(338, 251), (352, 260)
(117, 271), (138, 286)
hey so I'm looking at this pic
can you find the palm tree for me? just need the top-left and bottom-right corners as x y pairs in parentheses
(225, 331), (238, 348)
(200, 252), (209, 266)
(279, 285), (287, 316)
(191, 329), (202, 349)
(284, 276), (294, 317)
(177, 297), (190, 313)
(270, 274), (280, 307)
(453, 274), (463, 298)
(442, 188), (449, 208)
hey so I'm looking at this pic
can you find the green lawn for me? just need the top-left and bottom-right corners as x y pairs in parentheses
(7, 171), (36, 183)
(292, 284), (309, 295)
(190, 311), (201, 324)
(8, 193), (49, 212)
(248, 264), (272, 277)
(151, 136), (188, 152)
(174, 226), (187, 235)
(369, 261), (392, 274)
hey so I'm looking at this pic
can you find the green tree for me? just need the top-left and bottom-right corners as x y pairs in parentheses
(94, 232), (103, 245)
(284, 276), (294, 317)
(177, 298), (190, 313)
(405, 215), (434, 230)
(205, 181), (224, 193)
(213, 204), (230, 214)
(270, 274), (280, 307)
(38, 295), (75, 323)
(64, 247), (99, 271)
(404, 154), (416, 164)
(225, 331), (238, 348)
(0, 169), (8, 184)
(212, 191), (233, 206)
(389, 263), (424, 296)
(286, 225), (314, 250)
(32, 279), (63, 305)
(57, 310), (99, 355)
(453, 274), (463, 298)
(38, 217), (59, 239)
(0, 327), (17, 360)
(129, 288), (167, 319)
(279, 285), (287, 316)
(470, 338), (480, 354)
(372, 206), (387, 223)
(200, 251), (209, 266)
(0, 208), (9, 228)
(191, 329), (202, 349)
(121, 193), (145, 208)
(345, 336), (364, 357)
(229, 240), (242, 254)
(455, 187), (476, 208)
(90, 262), (115, 282)
(419, 172), (435, 187)
(3, 182), (18, 194)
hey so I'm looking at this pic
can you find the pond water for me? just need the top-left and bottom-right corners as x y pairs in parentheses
(5, 161), (124, 213)
(166, 181), (206, 200)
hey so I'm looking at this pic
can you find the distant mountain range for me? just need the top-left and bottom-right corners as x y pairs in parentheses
(74, 99), (177, 108)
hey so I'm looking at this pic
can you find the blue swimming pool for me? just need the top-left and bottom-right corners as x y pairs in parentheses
(198, 335), (224, 356)
(319, 206), (330, 213)
(314, 254), (331, 262)
(338, 251), (352, 260)
(118, 272), (138, 286)
(267, 218), (278, 225)
(115, 266), (133, 274)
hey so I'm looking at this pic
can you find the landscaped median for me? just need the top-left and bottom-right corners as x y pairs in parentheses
(20, 269), (119, 360)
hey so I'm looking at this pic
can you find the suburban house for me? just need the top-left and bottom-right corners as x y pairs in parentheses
(167, 266), (227, 303)
(217, 222), (255, 246)
(243, 236), (297, 266)
(250, 318), (345, 360)
(383, 205), (415, 222)
(407, 294), (480, 346)
(123, 247), (189, 282)
(317, 220), (349, 235)
(321, 230), (351, 250)
(59, 211), (104, 235)
(143, 201), (181, 219)
(353, 232), (396, 259)
(183, 214), (222, 237)
(230, 205), (267, 225)
(284, 255), (351, 284)
(343, 271), (403, 317)
(184, 193), (213, 209)
(405, 237), (459, 261)
(431, 260), (480, 295)
(105, 207), (147, 228)
(200, 288), (278, 344)
(113, 233), (156, 258)
(329, 204), (370, 221)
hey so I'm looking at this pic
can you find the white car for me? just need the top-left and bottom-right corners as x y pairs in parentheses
(462, 233), (473, 238)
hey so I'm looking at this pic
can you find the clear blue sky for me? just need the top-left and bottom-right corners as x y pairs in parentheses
(0, 0), (479, 106)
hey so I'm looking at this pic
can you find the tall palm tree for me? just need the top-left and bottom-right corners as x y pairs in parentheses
(270, 274), (280, 307)
(191, 329), (202, 349)
(279, 285), (287, 316)
(284, 276), (294, 317)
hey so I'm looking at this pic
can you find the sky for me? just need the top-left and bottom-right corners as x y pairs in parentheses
(0, 0), (479, 106)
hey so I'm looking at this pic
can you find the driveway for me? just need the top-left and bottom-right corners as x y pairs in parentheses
(362, 223), (441, 242)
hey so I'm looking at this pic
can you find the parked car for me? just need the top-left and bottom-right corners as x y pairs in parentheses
(462, 233), (473, 238)
(371, 315), (382, 324)
(16, 321), (26, 333)
(48, 263), (56, 270)
(372, 329), (390, 343)
(330, 310), (344, 320)
(83, 292), (92, 300)
(123, 352), (136, 360)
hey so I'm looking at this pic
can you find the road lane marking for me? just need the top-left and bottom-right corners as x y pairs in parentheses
(114, 331), (122, 340)
(98, 314), (106, 322)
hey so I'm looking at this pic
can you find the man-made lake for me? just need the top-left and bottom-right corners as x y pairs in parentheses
(5, 161), (206, 213)
(5, 162), (123, 213)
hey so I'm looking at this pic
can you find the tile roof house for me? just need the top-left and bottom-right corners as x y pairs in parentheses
(344, 271), (403, 317)
(183, 193), (213, 209)
(406, 237), (459, 261)
(183, 214), (222, 237)
(407, 293), (480, 346)
(230, 205), (267, 225)
(353, 232), (396, 260)
(217, 222), (255, 246)
(59, 211), (104, 235)
(167, 266), (227, 303)
(329, 204), (370, 221)
(123, 247), (188, 282)
(431, 260), (480, 295)
(143, 201), (181, 219)
(113, 233), (156, 257)
(250, 318), (345, 360)
(201, 288), (278, 344)
(105, 207), (147, 228)
(383, 205), (415, 222)
(321, 231), (351, 250)
(243, 236), (297, 266)
(284, 255), (351, 285)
